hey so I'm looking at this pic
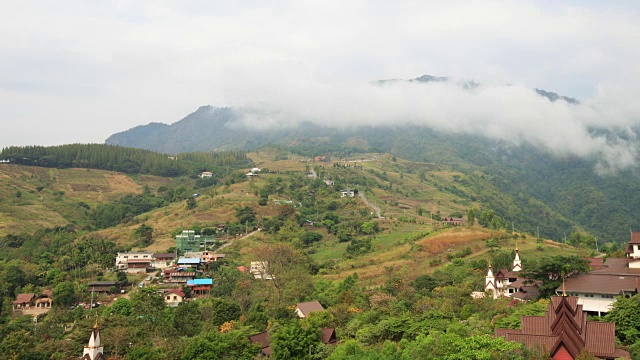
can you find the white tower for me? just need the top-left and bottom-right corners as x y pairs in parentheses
(82, 319), (104, 360)
(512, 245), (522, 272)
(485, 265), (498, 299)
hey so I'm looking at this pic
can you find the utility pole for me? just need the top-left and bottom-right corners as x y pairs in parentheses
(595, 237), (599, 252)
(536, 226), (540, 239)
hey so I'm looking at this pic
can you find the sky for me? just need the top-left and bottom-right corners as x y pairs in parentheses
(1, 1), (640, 170)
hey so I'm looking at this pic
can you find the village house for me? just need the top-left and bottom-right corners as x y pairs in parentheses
(559, 233), (640, 315)
(177, 257), (202, 269)
(626, 231), (640, 260)
(12, 293), (35, 312)
(295, 300), (325, 318)
(163, 269), (196, 283)
(87, 281), (119, 294)
(199, 171), (213, 178)
(115, 252), (153, 273)
(249, 327), (337, 356)
(495, 295), (629, 359)
(151, 253), (176, 269)
(201, 251), (225, 263)
(250, 261), (272, 279)
(340, 189), (355, 198)
(164, 289), (185, 307)
(187, 278), (213, 295)
(82, 319), (104, 360)
(442, 217), (464, 226)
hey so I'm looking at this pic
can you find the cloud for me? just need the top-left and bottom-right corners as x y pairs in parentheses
(224, 68), (640, 172)
(0, 0), (639, 162)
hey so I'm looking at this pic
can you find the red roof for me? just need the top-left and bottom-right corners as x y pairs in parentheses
(165, 289), (185, 297)
(237, 266), (249, 272)
(630, 232), (640, 244)
(12, 293), (35, 305)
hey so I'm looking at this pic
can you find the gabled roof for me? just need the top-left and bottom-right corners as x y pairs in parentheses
(630, 232), (640, 244)
(248, 331), (271, 355)
(321, 328), (337, 344)
(496, 296), (627, 359)
(154, 253), (176, 259)
(177, 258), (201, 264)
(296, 300), (325, 316)
(559, 273), (639, 295)
(12, 293), (35, 304)
(237, 265), (249, 272)
(165, 289), (185, 297)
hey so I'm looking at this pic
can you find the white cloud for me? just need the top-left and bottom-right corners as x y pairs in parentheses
(0, 0), (638, 172)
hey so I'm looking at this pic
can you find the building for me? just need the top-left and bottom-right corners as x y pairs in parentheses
(324, 180), (335, 186)
(559, 233), (640, 315)
(81, 320), (104, 360)
(177, 257), (202, 269)
(12, 293), (35, 311)
(201, 252), (225, 263)
(626, 231), (640, 260)
(249, 327), (336, 356)
(295, 300), (325, 318)
(340, 189), (355, 198)
(442, 217), (464, 226)
(164, 289), (185, 307)
(558, 257), (640, 315)
(176, 230), (215, 252)
(187, 278), (213, 295)
(200, 171), (213, 178)
(495, 295), (629, 359)
(483, 247), (540, 301)
(87, 281), (118, 294)
(115, 252), (153, 273)
(250, 261), (272, 279)
(163, 269), (196, 283)
(152, 253), (176, 269)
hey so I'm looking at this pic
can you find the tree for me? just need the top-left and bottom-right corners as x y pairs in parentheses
(186, 196), (197, 210)
(132, 224), (153, 247)
(236, 206), (256, 225)
(182, 330), (259, 360)
(270, 321), (321, 360)
(130, 286), (166, 322)
(173, 301), (203, 337)
(467, 208), (476, 226)
(53, 281), (76, 307)
(604, 294), (640, 345)
(252, 243), (312, 307)
(521, 255), (590, 297)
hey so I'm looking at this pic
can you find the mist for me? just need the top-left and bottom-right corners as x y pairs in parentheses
(223, 72), (640, 173)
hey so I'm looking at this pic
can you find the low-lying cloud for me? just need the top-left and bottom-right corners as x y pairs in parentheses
(225, 73), (640, 173)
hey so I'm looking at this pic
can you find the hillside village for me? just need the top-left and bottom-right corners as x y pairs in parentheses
(1, 147), (640, 360)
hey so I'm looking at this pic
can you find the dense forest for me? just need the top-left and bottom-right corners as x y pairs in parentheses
(0, 144), (252, 177)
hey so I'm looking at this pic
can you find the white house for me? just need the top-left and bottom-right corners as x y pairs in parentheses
(250, 261), (272, 279)
(295, 301), (325, 318)
(482, 247), (540, 301)
(340, 189), (355, 198)
(251, 168), (261, 173)
(200, 171), (213, 178)
(115, 252), (153, 273)
(626, 232), (640, 263)
(324, 180), (335, 186)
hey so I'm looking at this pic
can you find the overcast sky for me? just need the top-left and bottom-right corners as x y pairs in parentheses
(1, 1), (640, 164)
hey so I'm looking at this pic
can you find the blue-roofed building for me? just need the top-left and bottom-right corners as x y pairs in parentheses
(187, 278), (213, 294)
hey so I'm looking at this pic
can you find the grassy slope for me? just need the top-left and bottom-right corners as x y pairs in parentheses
(2, 152), (587, 287)
(0, 164), (172, 236)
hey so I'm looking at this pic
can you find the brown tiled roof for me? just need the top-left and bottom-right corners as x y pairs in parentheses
(248, 331), (271, 355)
(154, 253), (176, 259)
(588, 257), (603, 269)
(126, 259), (151, 264)
(559, 273), (639, 295)
(630, 232), (640, 244)
(496, 296), (626, 359)
(296, 300), (325, 316)
(12, 293), (35, 305)
(41, 290), (53, 297)
(321, 328), (337, 344)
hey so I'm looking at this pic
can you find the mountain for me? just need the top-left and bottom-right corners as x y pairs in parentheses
(105, 76), (640, 244)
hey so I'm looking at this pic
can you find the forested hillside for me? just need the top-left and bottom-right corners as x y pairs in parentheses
(106, 105), (640, 244)
(0, 144), (251, 177)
